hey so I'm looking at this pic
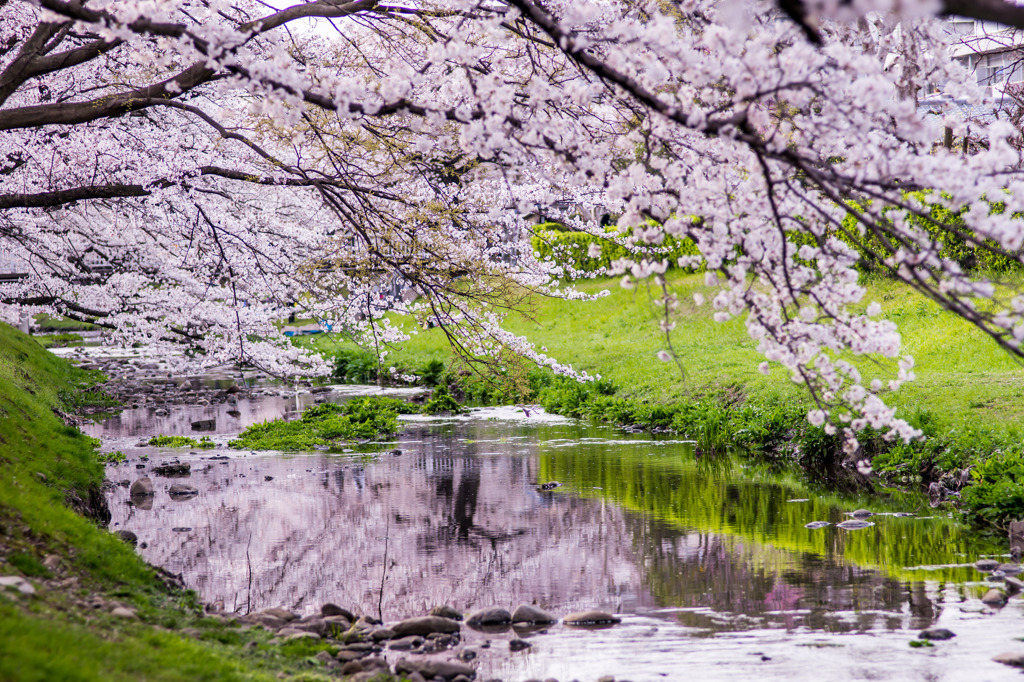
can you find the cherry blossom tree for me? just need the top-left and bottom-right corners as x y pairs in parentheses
(5, 0), (1024, 445)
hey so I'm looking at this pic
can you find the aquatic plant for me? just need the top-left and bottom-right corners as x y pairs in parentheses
(147, 435), (215, 449)
(228, 397), (406, 451)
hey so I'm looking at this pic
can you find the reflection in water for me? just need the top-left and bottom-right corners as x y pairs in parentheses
(100, 405), (1011, 681)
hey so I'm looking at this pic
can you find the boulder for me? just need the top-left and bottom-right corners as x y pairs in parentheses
(392, 616), (461, 636)
(511, 604), (557, 624)
(563, 610), (621, 626)
(111, 607), (137, 619)
(466, 608), (512, 628)
(430, 604), (464, 621)
(281, 630), (320, 641)
(369, 627), (396, 641)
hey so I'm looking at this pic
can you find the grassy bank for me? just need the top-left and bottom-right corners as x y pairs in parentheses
(297, 272), (1024, 526)
(0, 322), (406, 681)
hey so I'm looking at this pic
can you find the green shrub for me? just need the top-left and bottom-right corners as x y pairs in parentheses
(961, 448), (1024, 526)
(331, 349), (380, 383)
(530, 223), (702, 277)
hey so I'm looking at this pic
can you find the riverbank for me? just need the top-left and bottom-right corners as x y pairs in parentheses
(0, 321), (416, 681)
(295, 272), (1024, 528)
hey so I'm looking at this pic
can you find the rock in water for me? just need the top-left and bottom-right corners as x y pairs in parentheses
(511, 604), (558, 624)
(804, 521), (831, 530)
(994, 652), (1024, 669)
(429, 605), (463, 621)
(919, 628), (956, 641)
(563, 610), (621, 626)
(129, 477), (154, 498)
(975, 559), (1000, 572)
(392, 616), (461, 636)
(848, 509), (873, 518)
(982, 588), (1008, 606)
(836, 520), (874, 530)
(466, 608), (512, 628)
(509, 638), (532, 651)
(168, 483), (198, 498)
(153, 462), (190, 476)
(114, 530), (138, 546)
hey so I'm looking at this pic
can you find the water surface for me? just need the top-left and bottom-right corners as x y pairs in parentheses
(96, 397), (1021, 681)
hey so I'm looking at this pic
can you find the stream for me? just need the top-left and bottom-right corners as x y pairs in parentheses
(86, 386), (1024, 681)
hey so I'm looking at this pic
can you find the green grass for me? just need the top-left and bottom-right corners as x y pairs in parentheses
(299, 271), (1024, 431)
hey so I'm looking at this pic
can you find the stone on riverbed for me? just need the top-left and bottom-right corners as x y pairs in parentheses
(466, 608), (512, 628)
(388, 635), (424, 650)
(393, 616), (461, 636)
(563, 610), (621, 626)
(394, 658), (476, 681)
(260, 607), (298, 622)
(511, 604), (558, 624)
(321, 603), (355, 620)
(430, 604), (463, 621)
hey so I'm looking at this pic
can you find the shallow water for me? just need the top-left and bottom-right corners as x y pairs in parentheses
(95, 395), (1024, 682)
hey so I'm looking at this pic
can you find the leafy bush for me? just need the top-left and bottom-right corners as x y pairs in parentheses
(331, 349), (380, 383)
(839, 192), (1023, 274)
(531, 223), (702, 277)
(961, 448), (1024, 526)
